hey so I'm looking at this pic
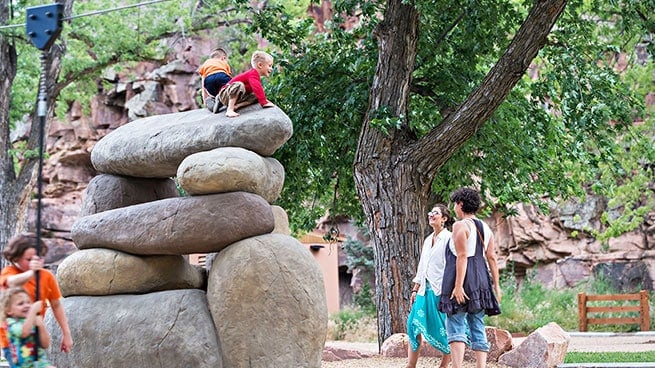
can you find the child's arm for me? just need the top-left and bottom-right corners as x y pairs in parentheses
(6, 257), (45, 287)
(35, 315), (51, 349)
(21, 300), (43, 338)
(247, 74), (272, 107)
(201, 76), (208, 102)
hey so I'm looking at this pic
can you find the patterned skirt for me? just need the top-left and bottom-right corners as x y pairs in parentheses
(406, 283), (450, 354)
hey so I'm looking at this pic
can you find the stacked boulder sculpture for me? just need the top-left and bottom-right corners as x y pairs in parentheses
(46, 105), (328, 368)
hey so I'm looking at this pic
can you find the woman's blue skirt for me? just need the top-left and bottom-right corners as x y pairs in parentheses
(406, 283), (450, 354)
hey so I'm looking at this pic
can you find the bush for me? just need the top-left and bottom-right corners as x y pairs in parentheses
(327, 307), (377, 342)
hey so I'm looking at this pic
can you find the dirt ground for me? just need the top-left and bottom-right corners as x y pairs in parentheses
(322, 332), (655, 368)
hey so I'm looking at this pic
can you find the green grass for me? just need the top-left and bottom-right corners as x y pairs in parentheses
(565, 351), (655, 363)
(485, 268), (655, 334)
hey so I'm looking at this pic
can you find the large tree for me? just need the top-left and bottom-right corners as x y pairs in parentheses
(266, 0), (649, 346)
(355, 0), (568, 345)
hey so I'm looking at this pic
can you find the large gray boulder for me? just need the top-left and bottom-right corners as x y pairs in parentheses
(71, 191), (274, 255)
(91, 106), (293, 178)
(57, 248), (206, 296)
(207, 233), (328, 368)
(79, 174), (179, 216)
(46, 290), (223, 368)
(177, 147), (285, 203)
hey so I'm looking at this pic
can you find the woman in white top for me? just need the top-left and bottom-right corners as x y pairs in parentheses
(405, 204), (452, 368)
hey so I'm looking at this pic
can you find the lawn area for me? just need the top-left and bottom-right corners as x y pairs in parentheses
(566, 351), (655, 363)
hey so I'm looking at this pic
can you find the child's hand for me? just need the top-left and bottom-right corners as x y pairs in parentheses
(263, 101), (275, 108)
(30, 300), (44, 314)
(29, 256), (45, 271)
(35, 315), (45, 327)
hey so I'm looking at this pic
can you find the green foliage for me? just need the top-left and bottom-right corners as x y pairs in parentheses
(487, 267), (580, 333)
(342, 236), (374, 271)
(566, 351), (655, 364)
(352, 281), (376, 315)
(328, 307), (372, 340)
(341, 236), (375, 313)
(269, 20), (376, 232)
(261, 0), (649, 235)
(488, 266), (655, 334)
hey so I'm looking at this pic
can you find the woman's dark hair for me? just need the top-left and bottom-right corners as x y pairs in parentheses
(432, 203), (455, 230)
(450, 187), (481, 214)
(3, 233), (48, 263)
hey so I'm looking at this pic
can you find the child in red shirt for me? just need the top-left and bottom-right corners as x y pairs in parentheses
(217, 50), (275, 118)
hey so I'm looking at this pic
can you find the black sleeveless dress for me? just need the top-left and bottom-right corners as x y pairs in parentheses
(438, 218), (501, 316)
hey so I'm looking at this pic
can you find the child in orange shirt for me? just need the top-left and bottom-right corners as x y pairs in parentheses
(197, 47), (233, 113)
(1, 233), (72, 365)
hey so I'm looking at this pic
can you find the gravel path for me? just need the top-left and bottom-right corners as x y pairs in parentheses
(322, 356), (510, 368)
(322, 332), (655, 368)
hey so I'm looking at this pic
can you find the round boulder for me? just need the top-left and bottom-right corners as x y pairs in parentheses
(177, 147), (284, 203)
(91, 106), (293, 178)
(207, 233), (328, 368)
(46, 290), (222, 368)
(79, 174), (179, 216)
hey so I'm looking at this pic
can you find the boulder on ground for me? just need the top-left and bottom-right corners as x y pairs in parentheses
(207, 233), (327, 368)
(46, 290), (222, 368)
(381, 333), (446, 358)
(464, 326), (513, 362)
(498, 322), (570, 368)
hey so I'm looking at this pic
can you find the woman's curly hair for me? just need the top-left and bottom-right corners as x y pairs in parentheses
(450, 187), (481, 214)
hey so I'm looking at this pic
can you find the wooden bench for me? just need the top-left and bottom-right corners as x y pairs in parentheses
(578, 290), (651, 331)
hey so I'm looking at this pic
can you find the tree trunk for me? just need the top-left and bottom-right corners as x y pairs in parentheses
(355, 0), (568, 347)
(0, 0), (71, 264)
(1, 0), (20, 267)
(354, 0), (422, 348)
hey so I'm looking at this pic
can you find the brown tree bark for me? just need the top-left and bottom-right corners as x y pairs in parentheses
(0, 0), (71, 265)
(354, 0), (568, 347)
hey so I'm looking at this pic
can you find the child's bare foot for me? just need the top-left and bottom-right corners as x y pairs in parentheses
(226, 110), (239, 118)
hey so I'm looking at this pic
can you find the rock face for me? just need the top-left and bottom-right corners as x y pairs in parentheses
(46, 103), (328, 367)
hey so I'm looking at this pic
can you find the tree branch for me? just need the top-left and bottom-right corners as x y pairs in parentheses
(413, 0), (568, 174)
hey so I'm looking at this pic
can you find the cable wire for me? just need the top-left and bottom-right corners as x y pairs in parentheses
(0, 0), (172, 30)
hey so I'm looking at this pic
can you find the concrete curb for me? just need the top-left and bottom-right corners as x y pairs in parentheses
(559, 365), (655, 368)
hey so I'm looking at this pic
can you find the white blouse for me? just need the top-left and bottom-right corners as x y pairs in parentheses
(412, 229), (451, 296)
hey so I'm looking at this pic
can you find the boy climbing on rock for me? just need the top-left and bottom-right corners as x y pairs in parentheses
(197, 47), (233, 113)
(218, 50), (275, 118)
